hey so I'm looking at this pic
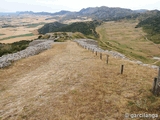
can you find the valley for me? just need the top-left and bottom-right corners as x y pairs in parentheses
(0, 15), (57, 43)
(96, 20), (160, 65)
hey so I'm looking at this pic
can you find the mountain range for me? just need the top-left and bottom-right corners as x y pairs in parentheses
(0, 6), (149, 20)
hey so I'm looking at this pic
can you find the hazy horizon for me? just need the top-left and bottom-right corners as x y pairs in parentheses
(0, 0), (160, 13)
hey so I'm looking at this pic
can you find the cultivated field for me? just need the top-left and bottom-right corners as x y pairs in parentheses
(96, 20), (160, 65)
(0, 41), (160, 119)
(0, 15), (57, 43)
(0, 15), (92, 43)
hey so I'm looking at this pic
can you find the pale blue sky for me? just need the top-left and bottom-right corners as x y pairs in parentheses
(0, 0), (160, 12)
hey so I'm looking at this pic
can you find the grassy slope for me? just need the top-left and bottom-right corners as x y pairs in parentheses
(136, 15), (160, 44)
(0, 42), (159, 119)
(96, 20), (160, 64)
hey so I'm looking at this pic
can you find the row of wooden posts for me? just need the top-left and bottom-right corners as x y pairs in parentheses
(78, 43), (160, 96)
(78, 43), (124, 74)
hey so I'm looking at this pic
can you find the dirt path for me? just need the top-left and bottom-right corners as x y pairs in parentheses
(0, 41), (158, 120)
(0, 41), (102, 119)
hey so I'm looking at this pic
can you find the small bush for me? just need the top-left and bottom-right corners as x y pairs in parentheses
(0, 40), (32, 57)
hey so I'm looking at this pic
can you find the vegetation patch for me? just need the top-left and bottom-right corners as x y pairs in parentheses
(38, 22), (67, 34)
(38, 32), (86, 42)
(0, 40), (31, 57)
(136, 12), (160, 44)
(38, 20), (102, 39)
(0, 33), (34, 40)
(0, 34), (5, 36)
(26, 22), (46, 28)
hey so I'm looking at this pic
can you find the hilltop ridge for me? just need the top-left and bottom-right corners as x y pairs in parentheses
(0, 40), (159, 119)
(0, 6), (147, 20)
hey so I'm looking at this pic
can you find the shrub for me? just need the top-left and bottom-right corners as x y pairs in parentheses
(0, 40), (32, 57)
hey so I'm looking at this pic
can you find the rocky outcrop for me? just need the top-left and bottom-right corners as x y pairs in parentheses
(0, 40), (54, 68)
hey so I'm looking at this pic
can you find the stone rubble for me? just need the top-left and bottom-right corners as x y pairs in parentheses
(74, 39), (158, 69)
(0, 40), (54, 68)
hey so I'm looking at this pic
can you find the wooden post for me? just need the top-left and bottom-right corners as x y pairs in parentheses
(106, 55), (109, 64)
(153, 67), (160, 96)
(153, 77), (157, 95)
(96, 51), (97, 56)
(121, 65), (124, 74)
(100, 53), (102, 60)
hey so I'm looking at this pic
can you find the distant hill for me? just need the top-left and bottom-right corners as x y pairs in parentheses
(52, 10), (72, 15)
(134, 9), (148, 13)
(38, 22), (67, 34)
(38, 20), (102, 38)
(115, 10), (159, 21)
(16, 11), (54, 16)
(15, 6), (147, 21)
(60, 6), (147, 21)
(135, 11), (160, 44)
(77, 6), (139, 20)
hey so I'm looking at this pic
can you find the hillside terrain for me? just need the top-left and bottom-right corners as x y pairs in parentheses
(0, 41), (160, 119)
(38, 22), (67, 34)
(38, 20), (102, 39)
(135, 11), (160, 44)
(96, 20), (160, 65)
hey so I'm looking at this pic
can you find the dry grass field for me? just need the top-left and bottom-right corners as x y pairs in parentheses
(0, 41), (160, 119)
(96, 20), (160, 65)
(0, 15), (57, 43)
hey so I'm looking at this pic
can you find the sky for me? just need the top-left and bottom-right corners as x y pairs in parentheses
(0, 0), (160, 13)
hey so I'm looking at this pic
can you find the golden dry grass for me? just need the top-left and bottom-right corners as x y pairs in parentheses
(0, 41), (160, 120)
(96, 20), (160, 64)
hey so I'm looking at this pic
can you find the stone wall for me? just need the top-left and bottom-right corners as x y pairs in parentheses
(74, 39), (158, 69)
(0, 40), (54, 68)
